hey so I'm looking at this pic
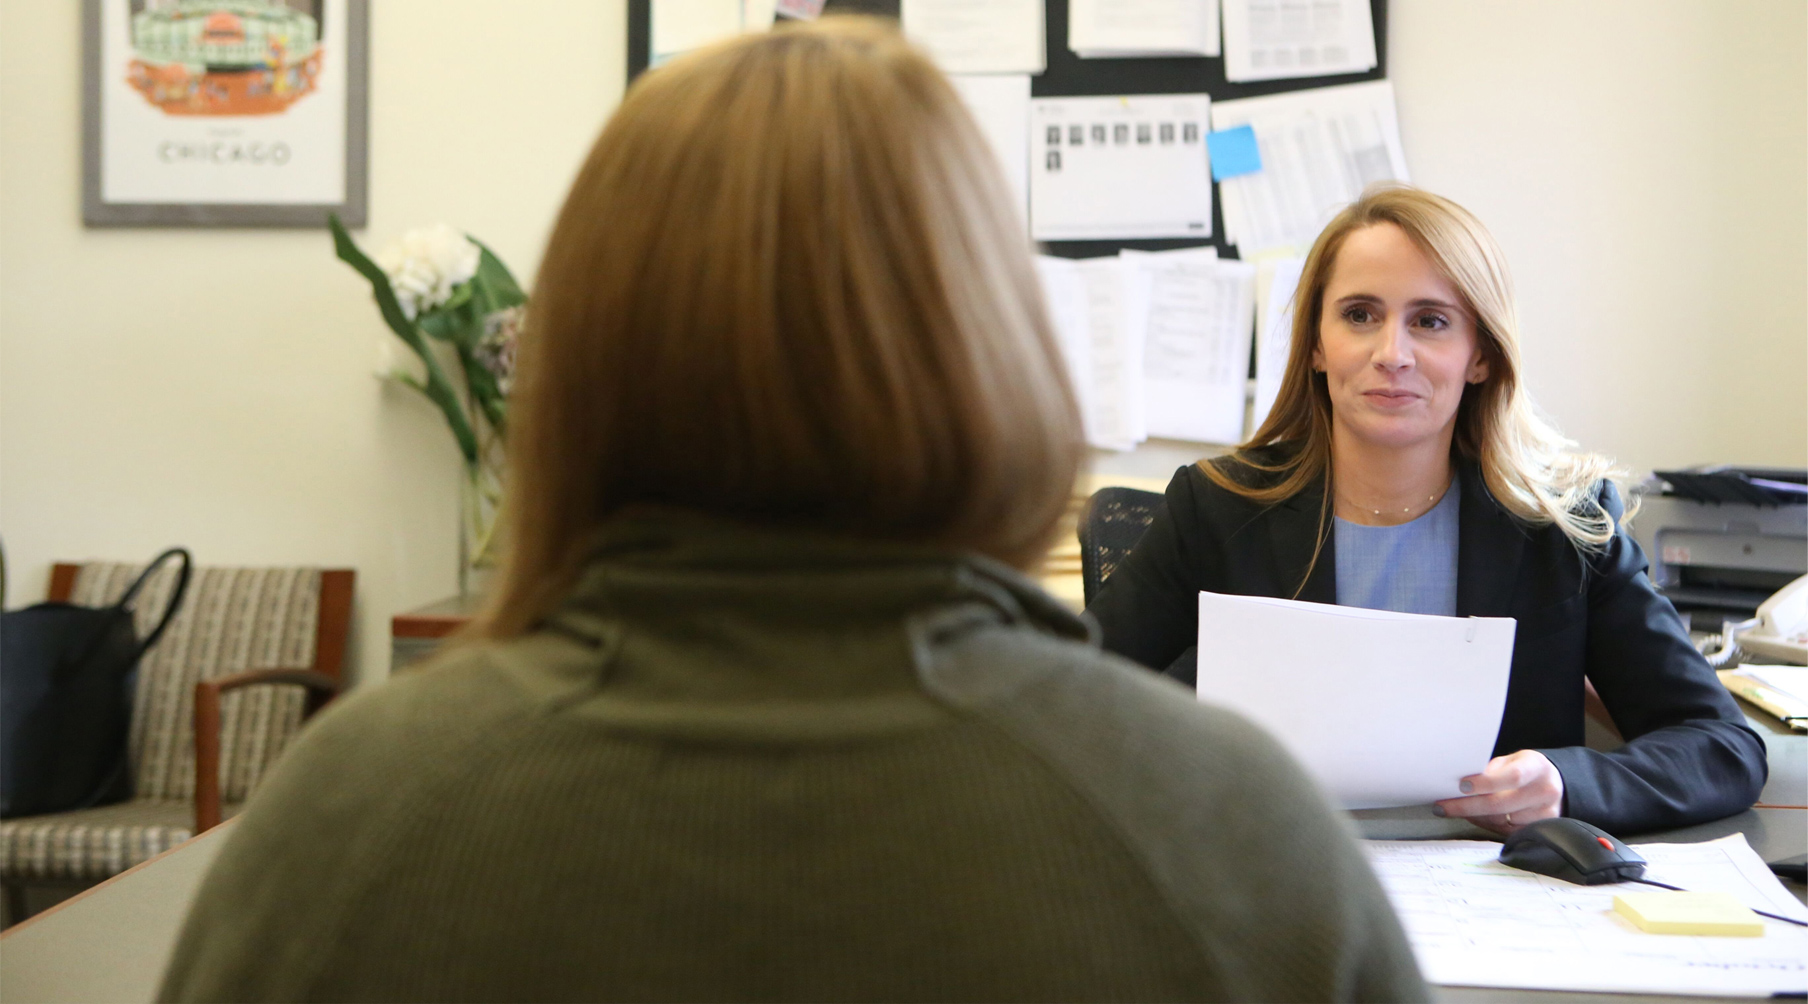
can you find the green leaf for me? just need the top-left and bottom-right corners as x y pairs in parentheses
(330, 213), (480, 465)
(470, 240), (527, 314)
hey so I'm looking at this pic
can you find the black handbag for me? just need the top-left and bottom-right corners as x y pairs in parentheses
(0, 548), (192, 818)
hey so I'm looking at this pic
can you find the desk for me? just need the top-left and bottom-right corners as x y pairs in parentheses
(3, 715), (1799, 1002)
(390, 593), (482, 672)
(1352, 702), (1806, 1004)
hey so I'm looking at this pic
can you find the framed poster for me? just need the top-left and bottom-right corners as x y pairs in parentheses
(82, 0), (369, 227)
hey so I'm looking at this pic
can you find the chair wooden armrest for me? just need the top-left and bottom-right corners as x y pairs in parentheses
(193, 670), (339, 833)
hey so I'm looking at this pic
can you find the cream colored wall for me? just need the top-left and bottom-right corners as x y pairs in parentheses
(1, 2), (1802, 685)
(0, 1), (626, 684)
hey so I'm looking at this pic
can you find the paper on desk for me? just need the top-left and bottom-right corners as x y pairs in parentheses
(903, 0), (1046, 75)
(1222, 0), (1376, 83)
(1036, 255), (1146, 450)
(1030, 95), (1213, 241)
(1069, 0), (1220, 58)
(1122, 248), (1256, 445)
(1211, 80), (1408, 257)
(950, 74), (1031, 234)
(1251, 256), (1305, 430)
(1736, 665), (1808, 704)
(1362, 834), (1808, 997)
(1196, 591), (1514, 808)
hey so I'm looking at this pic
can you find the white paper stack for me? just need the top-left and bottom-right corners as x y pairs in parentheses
(1037, 250), (1258, 450)
(1069, 0), (1221, 58)
(1124, 248), (1256, 445)
(1222, 0), (1376, 82)
(1210, 80), (1408, 257)
(1195, 591), (1516, 809)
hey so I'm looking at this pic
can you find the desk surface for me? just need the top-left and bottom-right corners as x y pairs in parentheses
(3, 713), (1801, 1003)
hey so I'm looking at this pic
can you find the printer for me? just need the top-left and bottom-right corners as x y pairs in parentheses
(1630, 465), (1807, 628)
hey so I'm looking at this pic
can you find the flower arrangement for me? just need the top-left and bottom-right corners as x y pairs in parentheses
(329, 215), (525, 588)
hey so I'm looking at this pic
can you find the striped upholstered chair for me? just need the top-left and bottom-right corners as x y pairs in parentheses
(0, 561), (353, 915)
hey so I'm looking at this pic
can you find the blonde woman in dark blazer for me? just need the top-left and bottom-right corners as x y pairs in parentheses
(158, 20), (1424, 1003)
(1090, 186), (1765, 836)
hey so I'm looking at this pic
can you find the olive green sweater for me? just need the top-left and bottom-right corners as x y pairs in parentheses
(158, 515), (1426, 1003)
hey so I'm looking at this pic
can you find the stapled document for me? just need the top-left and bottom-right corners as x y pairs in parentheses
(1195, 591), (1515, 808)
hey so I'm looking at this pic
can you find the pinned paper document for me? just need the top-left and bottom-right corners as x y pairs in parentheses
(950, 75), (1032, 234)
(651, 0), (776, 64)
(1123, 248), (1256, 445)
(1251, 256), (1305, 429)
(1030, 94), (1213, 241)
(1211, 80), (1409, 256)
(1222, 0), (1377, 82)
(903, 0), (1046, 75)
(1195, 591), (1515, 808)
(1037, 255), (1147, 450)
(1069, 0), (1221, 58)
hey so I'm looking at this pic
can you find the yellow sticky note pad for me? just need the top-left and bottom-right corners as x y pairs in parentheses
(1613, 892), (1764, 937)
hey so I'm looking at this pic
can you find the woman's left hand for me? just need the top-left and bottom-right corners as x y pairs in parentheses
(1433, 749), (1564, 834)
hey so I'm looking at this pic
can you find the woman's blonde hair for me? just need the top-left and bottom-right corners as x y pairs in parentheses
(476, 17), (1083, 637)
(1206, 184), (1624, 570)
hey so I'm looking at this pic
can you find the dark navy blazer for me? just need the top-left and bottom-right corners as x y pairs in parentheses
(1087, 454), (1768, 835)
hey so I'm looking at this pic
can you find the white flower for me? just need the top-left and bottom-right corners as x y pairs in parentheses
(374, 224), (481, 321)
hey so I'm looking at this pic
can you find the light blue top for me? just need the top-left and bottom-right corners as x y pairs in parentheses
(1334, 483), (1460, 616)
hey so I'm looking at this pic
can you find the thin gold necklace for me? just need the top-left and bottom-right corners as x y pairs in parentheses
(1338, 483), (1448, 519)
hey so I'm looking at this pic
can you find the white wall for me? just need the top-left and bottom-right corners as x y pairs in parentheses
(0, 1), (627, 684)
(2, 1), (1802, 685)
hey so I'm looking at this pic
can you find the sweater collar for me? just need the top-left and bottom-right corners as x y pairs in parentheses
(548, 510), (1090, 644)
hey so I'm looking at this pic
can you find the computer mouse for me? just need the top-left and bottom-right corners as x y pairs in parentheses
(1498, 817), (1647, 885)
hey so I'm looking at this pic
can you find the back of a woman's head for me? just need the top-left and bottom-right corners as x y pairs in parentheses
(487, 18), (1083, 634)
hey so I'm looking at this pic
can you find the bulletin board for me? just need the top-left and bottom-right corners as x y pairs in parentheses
(625, 0), (1388, 261)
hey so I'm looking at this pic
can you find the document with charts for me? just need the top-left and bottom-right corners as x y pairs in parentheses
(1030, 95), (1213, 241)
(1122, 248), (1257, 445)
(1363, 835), (1808, 997)
(1222, 0), (1376, 82)
(1210, 80), (1408, 257)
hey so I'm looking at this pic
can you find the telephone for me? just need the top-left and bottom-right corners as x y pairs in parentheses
(1700, 574), (1808, 667)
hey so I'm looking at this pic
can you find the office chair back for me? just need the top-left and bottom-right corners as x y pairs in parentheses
(1078, 486), (1164, 606)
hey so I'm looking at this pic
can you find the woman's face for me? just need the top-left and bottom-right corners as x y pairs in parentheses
(1312, 222), (1489, 454)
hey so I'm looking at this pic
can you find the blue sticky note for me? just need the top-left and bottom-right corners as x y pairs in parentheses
(1207, 125), (1262, 181)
